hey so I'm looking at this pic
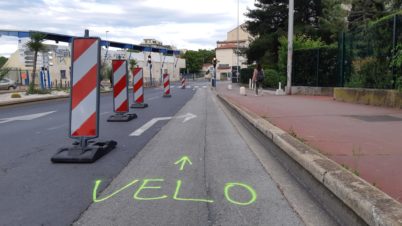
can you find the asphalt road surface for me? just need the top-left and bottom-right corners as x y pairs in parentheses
(0, 80), (338, 226)
(0, 83), (198, 226)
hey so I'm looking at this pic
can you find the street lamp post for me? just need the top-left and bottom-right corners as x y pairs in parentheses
(148, 55), (153, 86)
(236, 0), (240, 83)
(286, 0), (294, 95)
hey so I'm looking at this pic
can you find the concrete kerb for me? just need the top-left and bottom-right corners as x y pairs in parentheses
(216, 93), (402, 226)
(0, 90), (115, 107)
(0, 94), (70, 107)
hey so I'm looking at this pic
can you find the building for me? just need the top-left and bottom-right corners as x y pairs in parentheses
(215, 23), (253, 80)
(3, 38), (186, 85)
(140, 38), (176, 51)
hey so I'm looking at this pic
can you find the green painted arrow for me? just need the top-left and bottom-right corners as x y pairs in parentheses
(174, 156), (193, 171)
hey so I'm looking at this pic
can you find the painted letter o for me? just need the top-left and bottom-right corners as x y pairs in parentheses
(224, 182), (257, 206)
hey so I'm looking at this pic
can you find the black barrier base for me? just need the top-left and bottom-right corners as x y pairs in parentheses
(163, 94), (172, 98)
(51, 140), (117, 163)
(130, 103), (148, 108)
(107, 113), (137, 122)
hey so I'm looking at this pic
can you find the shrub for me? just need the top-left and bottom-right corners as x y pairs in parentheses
(263, 69), (286, 89)
(350, 57), (393, 89)
(11, 93), (21, 98)
(26, 88), (51, 95)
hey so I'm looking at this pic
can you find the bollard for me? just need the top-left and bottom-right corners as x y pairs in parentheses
(131, 67), (148, 108)
(163, 73), (171, 97)
(181, 77), (186, 89)
(240, 86), (246, 96)
(108, 60), (137, 122)
(249, 79), (252, 89)
(51, 37), (116, 163)
(275, 82), (285, 95)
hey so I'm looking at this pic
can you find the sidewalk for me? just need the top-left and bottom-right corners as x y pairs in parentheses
(217, 83), (402, 202)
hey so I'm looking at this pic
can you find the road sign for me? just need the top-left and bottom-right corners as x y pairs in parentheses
(70, 38), (100, 138)
(163, 73), (171, 98)
(131, 67), (148, 108)
(112, 60), (129, 113)
(52, 37), (116, 164)
(108, 59), (137, 122)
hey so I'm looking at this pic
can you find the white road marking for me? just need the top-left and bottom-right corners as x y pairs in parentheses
(195, 86), (199, 88)
(147, 96), (160, 101)
(100, 112), (110, 116)
(129, 113), (197, 136)
(203, 86), (207, 88)
(47, 124), (68, 131)
(0, 111), (56, 124)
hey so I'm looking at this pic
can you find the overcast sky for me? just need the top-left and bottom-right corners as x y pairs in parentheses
(0, 0), (255, 57)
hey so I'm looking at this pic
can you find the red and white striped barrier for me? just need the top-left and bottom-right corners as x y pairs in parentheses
(112, 60), (129, 113)
(181, 77), (186, 89)
(52, 37), (117, 164)
(163, 73), (171, 97)
(108, 60), (137, 122)
(131, 67), (148, 108)
(70, 38), (100, 138)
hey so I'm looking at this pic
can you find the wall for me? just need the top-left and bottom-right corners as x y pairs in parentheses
(227, 26), (252, 42)
(334, 88), (402, 108)
(291, 86), (334, 96)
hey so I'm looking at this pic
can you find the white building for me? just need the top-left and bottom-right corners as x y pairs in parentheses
(215, 24), (253, 80)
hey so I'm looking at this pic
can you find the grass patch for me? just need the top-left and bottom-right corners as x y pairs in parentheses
(11, 93), (21, 98)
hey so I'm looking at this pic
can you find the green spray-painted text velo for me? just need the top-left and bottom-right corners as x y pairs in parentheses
(93, 178), (257, 206)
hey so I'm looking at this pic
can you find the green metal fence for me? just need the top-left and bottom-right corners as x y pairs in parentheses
(292, 47), (339, 87)
(339, 14), (402, 89)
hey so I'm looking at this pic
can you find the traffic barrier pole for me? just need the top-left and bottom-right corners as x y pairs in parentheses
(51, 37), (116, 163)
(163, 73), (171, 97)
(107, 60), (137, 122)
(181, 77), (186, 89)
(131, 67), (148, 108)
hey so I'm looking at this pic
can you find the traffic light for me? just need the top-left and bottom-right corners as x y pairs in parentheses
(212, 57), (217, 69)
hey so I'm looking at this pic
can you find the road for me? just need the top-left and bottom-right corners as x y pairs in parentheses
(0, 83), (197, 226)
(0, 81), (339, 225)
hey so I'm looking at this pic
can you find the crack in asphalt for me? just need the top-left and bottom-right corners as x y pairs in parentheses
(203, 89), (214, 226)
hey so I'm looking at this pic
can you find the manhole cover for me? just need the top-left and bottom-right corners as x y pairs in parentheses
(346, 115), (402, 122)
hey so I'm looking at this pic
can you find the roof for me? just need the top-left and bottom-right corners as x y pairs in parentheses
(216, 43), (237, 50)
(0, 30), (181, 55)
(217, 40), (247, 44)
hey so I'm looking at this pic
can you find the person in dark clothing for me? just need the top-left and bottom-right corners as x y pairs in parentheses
(252, 64), (264, 96)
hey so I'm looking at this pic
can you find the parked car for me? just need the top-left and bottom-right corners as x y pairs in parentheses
(0, 78), (17, 90)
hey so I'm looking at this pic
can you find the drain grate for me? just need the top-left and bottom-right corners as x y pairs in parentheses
(346, 115), (402, 122)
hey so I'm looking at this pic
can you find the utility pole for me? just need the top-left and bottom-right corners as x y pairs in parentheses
(236, 0), (240, 83)
(286, 0), (294, 95)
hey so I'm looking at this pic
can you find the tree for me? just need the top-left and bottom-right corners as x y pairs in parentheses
(129, 59), (137, 72)
(182, 49), (215, 73)
(0, 67), (10, 80)
(0, 56), (7, 68)
(347, 0), (386, 31)
(25, 33), (47, 91)
(244, 0), (346, 66)
(319, 0), (349, 42)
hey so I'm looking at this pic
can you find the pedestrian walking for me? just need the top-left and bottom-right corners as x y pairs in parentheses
(252, 64), (264, 96)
